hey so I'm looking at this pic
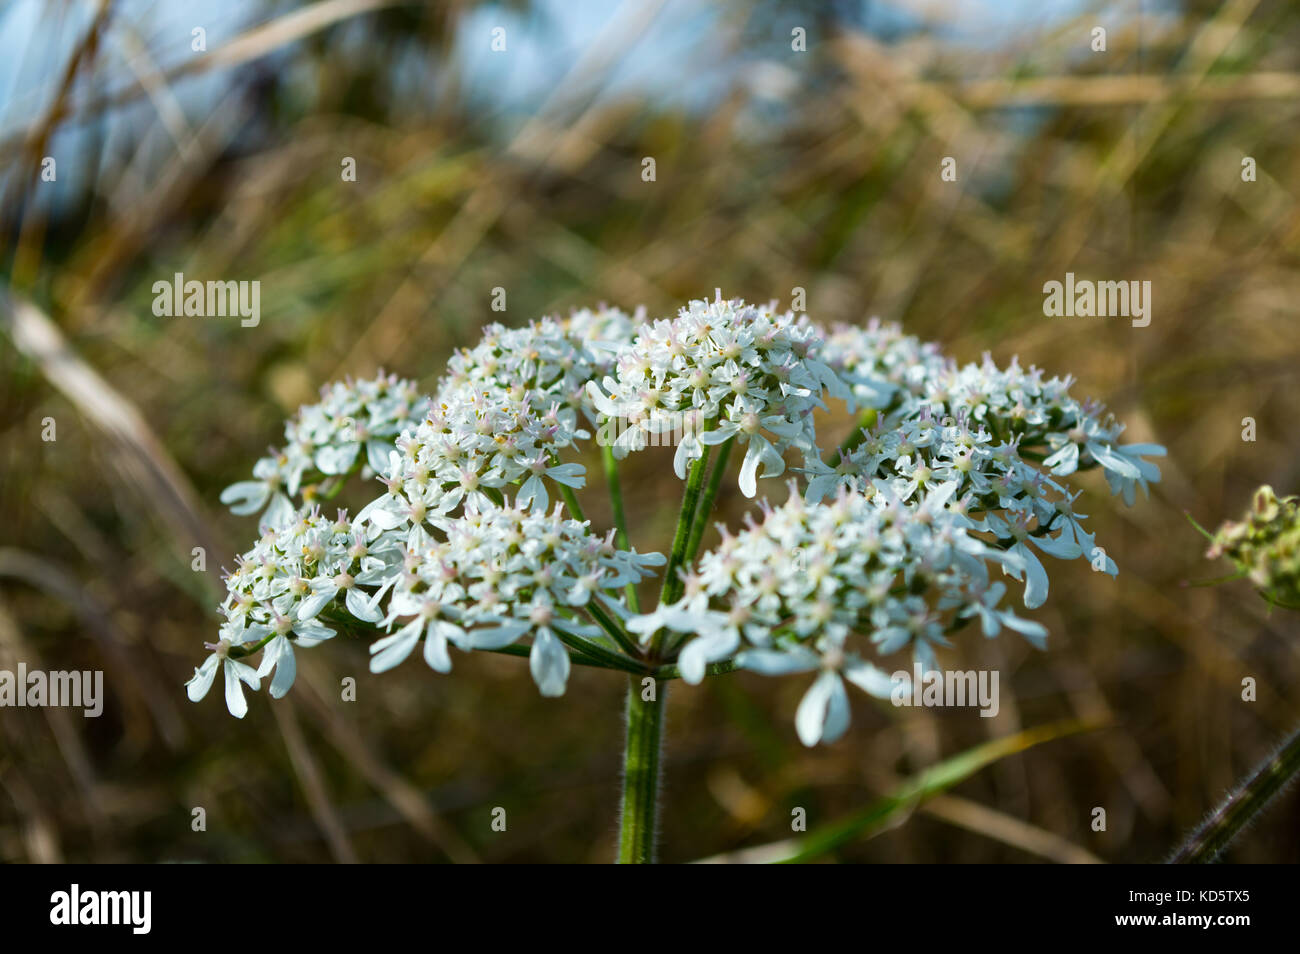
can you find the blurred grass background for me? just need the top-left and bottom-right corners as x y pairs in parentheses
(2, 0), (1299, 863)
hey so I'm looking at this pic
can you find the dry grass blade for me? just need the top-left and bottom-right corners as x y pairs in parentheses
(0, 290), (227, 581)
(920, 794), (1104, 864)
(272, 699), (361, 864)
(294, 665), (482, 864)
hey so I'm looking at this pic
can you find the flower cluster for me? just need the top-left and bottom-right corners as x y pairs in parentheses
(188, 506), (396, 716)
(586, 297), (845, 496)
(1207, 485), (1300, 609)
(189, 498), (663, 715)
(362, 308), (637, 526)
(821, 318), (949, 415)
(370, 502), (663, 695)
(220, 372), (430, 528)
(803, 337), (1165, 609)
(630, 482), (1045, 745)
(193, 296), (1167, 747)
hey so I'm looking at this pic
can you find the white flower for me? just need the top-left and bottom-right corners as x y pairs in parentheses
(586, 297), (847, 497)
(737, 644), (895, 746)
(185, 640), (262, 718)
(634, 482), (1044, 743)
(356, 502), (660, 695)
(220, 372), (430, 525)
(372, 310), (634, 524)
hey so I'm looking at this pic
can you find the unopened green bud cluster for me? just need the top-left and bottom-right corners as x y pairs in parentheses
(1208, 486), (1300, 609)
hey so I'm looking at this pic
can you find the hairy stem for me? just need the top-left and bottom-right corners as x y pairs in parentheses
(620, 448), (716, 861)
(617, 675), (665, 863)
(1169, 724), (1300, 863)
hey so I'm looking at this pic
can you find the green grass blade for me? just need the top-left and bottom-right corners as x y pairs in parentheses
(775, 719), (1101, 864)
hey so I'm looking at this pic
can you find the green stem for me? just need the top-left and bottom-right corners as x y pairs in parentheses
(617, 675), (666, 863)
(481, 643), (606, 669)
(655, 658), (739, 681)
(602, 445), (640, 612)
(1170, 724), (1300, 863)
(654, 449), (712, 645)
(587, 600), (643, 659)
(227, 632), (277, 659)
(553, 626), (646, 675)
(685, 437), (733, 564)
(558, 484), (587, 524)
(617, 443), (717, 862)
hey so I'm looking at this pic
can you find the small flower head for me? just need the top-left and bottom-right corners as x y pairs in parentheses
(1207, 485), (1300, 609)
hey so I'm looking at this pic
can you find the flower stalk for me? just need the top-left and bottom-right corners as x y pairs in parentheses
(618, 452), (715, 860)
(655, 448), (712, 631)
(617, 675), (666, 863)
(684, 436), (733, 563)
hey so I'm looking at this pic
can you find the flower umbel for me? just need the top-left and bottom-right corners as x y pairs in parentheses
(193, 298), (1165, 749)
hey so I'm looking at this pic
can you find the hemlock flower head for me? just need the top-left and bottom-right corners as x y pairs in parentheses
(366, 500), (663, 696)
(220, 371), (430, 528)
(585, 296), (847, 496)
(192, 297), (1165, 752)
(364, 309), (637, 526)
(800, 333), (1165, 610)
(631, 482), (1042, 744)
(822, 318), (949, 414)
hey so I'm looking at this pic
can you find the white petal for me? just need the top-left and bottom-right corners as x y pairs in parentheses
(842, 659), (895, 699)
(736, 646), (819, 676)
(315, 442), (360, 476)
(677, 628), (739, 685)
(423, 623), (453, 673)
(584, 380), (623, 417)
(1018, 543), (1050, 609)
(1042, 443), (1079, 476)
(546, 463), (586, 488)
(529, 627), (570, 697)
(345, 586), (383, 622)
(368, 621), (421, 673)
(794, 671), (839, 746)
(297, 581), (338, 620)
(268, 637), (297, 698)
(738, 442), (762, 498)
(366, 439), (392, 474)
(223, 659), (259, 718)
(220, 481), (270, 515)
(185, 654), (220, 702)
(263, 493), (296, 529)
(463, 620), (531, 649)
(1088, 442), (1141, 479)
